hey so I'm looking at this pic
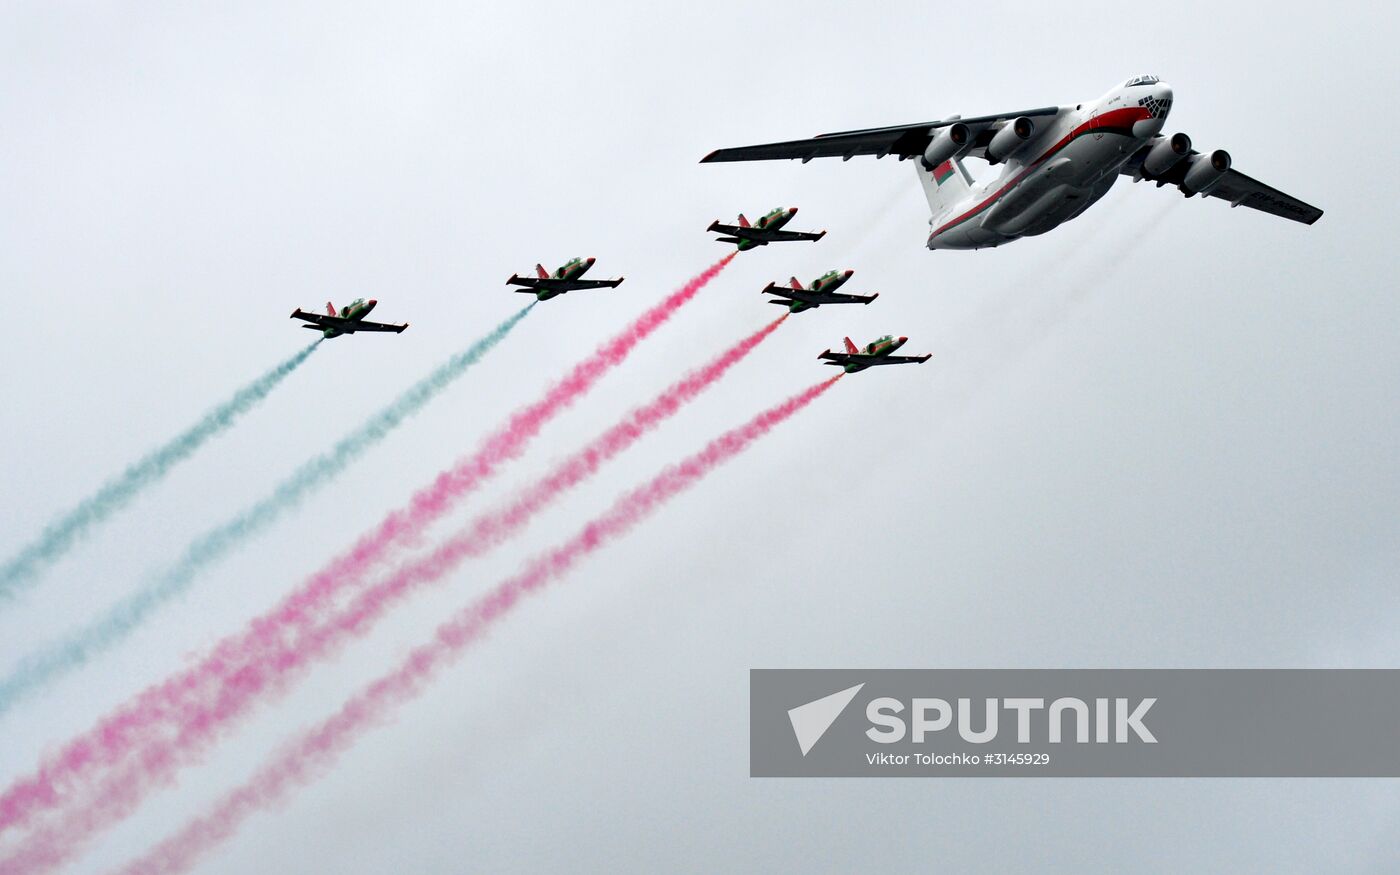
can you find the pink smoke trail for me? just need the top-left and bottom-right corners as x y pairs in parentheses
(0, 313), (788, 872)
(0, 254), (733, 842)
(103, 375), (841, 875)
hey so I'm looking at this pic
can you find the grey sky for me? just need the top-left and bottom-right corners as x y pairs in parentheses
(1, 1), (1397, 871)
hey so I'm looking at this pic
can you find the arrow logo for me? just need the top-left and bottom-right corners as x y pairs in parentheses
(787, 683), (864, 756)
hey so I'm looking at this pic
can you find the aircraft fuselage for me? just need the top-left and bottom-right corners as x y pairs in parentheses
(844, 335), (907, 372)
(927, 80), (1173, 250)
(536, 257), (596, 300)
(810, 269), (854, 294)
(736, 208), (796, 250)
(322, 299), (377, 338)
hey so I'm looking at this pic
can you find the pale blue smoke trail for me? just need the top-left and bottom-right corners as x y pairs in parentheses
(0, 304), (533, 715)
(0, 343), (321, 603)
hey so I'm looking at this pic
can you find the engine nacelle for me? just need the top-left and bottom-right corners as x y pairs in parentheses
(1180, 149), (1231, 196)
(985, 116), (1035, 164)
(921, 122), (971, 170)
(1142, 132), (1192, 177)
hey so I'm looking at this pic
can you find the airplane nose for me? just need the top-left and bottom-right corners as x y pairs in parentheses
(368, 299), (377, 306)
(789, 207), (798, 215)
(844, 270), (854, 278)
(587, 257), (596, 265)
(898, 336), (908, 343)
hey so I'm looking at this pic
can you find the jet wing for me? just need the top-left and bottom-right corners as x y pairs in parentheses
(858, 354), (932, 366)
(291, 309), (339, 328)
(766, 285), (877, 307)
(1203, 168), (1323, 225)
(342, 319), (408, 333)
(701, 107), (1062, 163)
(507, 276), (624, 293)
(1121, 143), (1323, 225)
(818, 351), (858, 367)
(818, 350), (929, 367)
(708, 222), (826, 244)
(290, 309), (407, 333)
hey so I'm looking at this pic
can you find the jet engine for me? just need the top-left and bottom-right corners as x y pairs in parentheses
(1180, 149), (1231, 196)
(1142, 132), (1192, 177)
(921, 123), (971, 169)
(985, 116), (1035, 164)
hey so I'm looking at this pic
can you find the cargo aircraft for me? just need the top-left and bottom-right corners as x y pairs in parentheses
(763, 270), (877, 312)
(290, 299), (407, 338)
(703, 75), (1322, 250)
(707, 207), (826, 250)
(507, 257), (624, 300)
(819, 335), (930, 373)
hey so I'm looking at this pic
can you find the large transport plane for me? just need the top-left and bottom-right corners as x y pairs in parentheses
(703, 75), (1322, 250)
(506, 257), (624, 301)
(819, 335), (931, 373)
(291, 299), (408, 338)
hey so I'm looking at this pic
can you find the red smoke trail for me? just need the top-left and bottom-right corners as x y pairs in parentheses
(0, 254), (733, 842)
(0, 313), (787, 872)
(98, 376), (841, 875)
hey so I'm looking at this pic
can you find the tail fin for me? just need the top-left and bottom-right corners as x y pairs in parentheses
(536, 264), (550, 279)
(916, 156), (974, 220)
(843, 336), (859, 354)
(789, 277), (804, 291)
(737, 214), (751, 228)
(325, 301), (336, 316)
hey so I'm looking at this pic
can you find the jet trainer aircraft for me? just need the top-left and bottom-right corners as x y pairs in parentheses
(763, 270), (877, 312)
(703, 75), (1322, 251)
(819, 335), (930, 373)
(506, 257), (624, 301)
(707, 207), (826, 250)
(290, 299), (407, 338)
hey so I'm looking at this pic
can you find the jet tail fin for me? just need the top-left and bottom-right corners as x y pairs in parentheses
(535, 264), (550, 279)
(737, 214), (751, 228)
(789, 277), (804, 291)
(916, 156), (974, 223)
(843, 336), (859, 354)
(325, 301), (336, 316)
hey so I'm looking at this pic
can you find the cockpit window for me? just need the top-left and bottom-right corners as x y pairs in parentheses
(1125, 74), (1160, 88)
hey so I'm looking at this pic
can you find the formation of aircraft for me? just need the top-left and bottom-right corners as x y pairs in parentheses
(762, 270), (877, 312)
(702, 75), (1322, 250)
(819, 336), (931, 373)
(707, 207), (826, 250)
(289, 75), (1321, 383)
(506, 257), (625, 301)
(290, 300), (408, 338)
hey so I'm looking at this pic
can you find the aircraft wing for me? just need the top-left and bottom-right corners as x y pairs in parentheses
(507, 276), (624, 293)
(701, 107), (1063, 163)
(1121, 143), (1323, 225)
(818, 351), (929, 367)
(818, 351), (858, 367)
(290, 309), (406, 333)
(708, 222), (826, 243)
(343, 320), (408, 333)
(1202, 168), (1323, 224)
(291, 309), (339, 328)
(766, 285), (877, 307)
(859, 354), (932, 366)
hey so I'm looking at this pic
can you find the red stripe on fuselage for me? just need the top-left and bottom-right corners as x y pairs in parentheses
(930, 106), (1151, 239)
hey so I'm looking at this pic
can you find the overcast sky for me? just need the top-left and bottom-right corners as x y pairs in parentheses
(2, 1), (1398, 871)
